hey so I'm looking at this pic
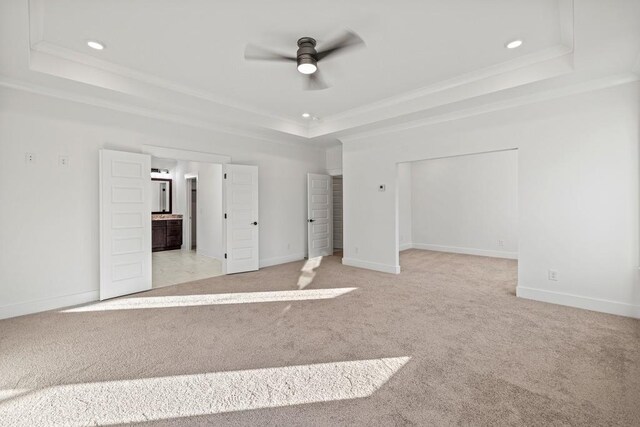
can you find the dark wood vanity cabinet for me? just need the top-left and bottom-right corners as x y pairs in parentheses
(152, 222), (165, 251)
(152, 219), (183, 252)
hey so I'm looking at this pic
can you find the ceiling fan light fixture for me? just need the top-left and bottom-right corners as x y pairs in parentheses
(244, 31), (364, 90)
(297, 37), (318, 75)
(297, 61), (317, 75)
(302, 113), (311, 118)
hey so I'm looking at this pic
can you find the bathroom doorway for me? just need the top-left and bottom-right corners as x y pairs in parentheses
(151, 160), (224, 289)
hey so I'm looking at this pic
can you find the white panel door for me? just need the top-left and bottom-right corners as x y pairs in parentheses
(307, 174), (333, 258)
(99, 149), (152, 300)
(225, 165), (259, 274)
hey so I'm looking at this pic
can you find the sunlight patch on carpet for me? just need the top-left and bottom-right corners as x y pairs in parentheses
(0, 357), (410, 425)
(0, 389), (28, 401)
(61, 287), (357, 312)
(297, 256), (323, 289)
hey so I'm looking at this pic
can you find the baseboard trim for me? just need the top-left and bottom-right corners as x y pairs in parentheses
(260, 253), (305, 268)
(412, 243), (518, 260)
(399, 243), (413, 251)
(516, 286), (640, 319)
(0, 290), (99, 320)
(342, 258), (401, 274)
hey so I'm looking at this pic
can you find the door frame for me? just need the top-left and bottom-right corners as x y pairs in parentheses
(101, 147), (263, 283)
(184, 174), (198, 253)
(142, 146), (231, 275)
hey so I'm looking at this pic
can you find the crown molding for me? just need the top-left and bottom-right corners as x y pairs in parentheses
(30, 40), (305, 132)
(28, 43), (310, 139)
(310, 47), (574, 138)
(339, 73), (640, 144)
(26, 0), (580, 142)
(314, 44), (572, 127)
(27, 0), (305, 134)
(28, 37), (584, 144)
(310, 0), (575, 136)
(0, 75), (325, 151)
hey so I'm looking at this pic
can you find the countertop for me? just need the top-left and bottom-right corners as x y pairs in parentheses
(152, 214), (183, 221)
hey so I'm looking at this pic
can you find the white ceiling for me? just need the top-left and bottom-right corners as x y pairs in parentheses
(40, 0), (562, 119)
(0, 0), (639, 144)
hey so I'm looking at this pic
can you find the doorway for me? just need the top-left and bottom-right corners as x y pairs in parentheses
(151, 159), (224, 289)
(332, 176), (343, 254)
(99, 148), (261, 300)
(397, 149), (518, 271)
(306, 173), (343, 259)
(307, 173), (333, 258)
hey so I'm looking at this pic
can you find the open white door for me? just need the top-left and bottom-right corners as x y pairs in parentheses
(225, 165), (259, 274)
(307, 173), (333, 258)
(99, 149), (152, 300)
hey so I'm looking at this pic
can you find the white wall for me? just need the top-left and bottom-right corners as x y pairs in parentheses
(397, 163), (412, 251)
(0, 87), (325, 319)
(171, 160), (223, 259)
(185, 162), (223, 260)
(408, 150), (518, 259)
(342, 82), (640, 318)
(326, 145), (343, 176)
(173, 160), (192, 249)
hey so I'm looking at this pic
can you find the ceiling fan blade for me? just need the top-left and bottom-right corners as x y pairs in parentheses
(316, 30), (365, 61)
(305, 70), (329, 91)
(244, 44), (296, 62)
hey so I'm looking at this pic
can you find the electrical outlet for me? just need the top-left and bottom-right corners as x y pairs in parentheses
(287, 243), (291, 250)
(25, 153), (36, 164)
(497, 239), (504, 247)
(548, 270), (558, 281)
(59, 156), (70, 167)
(355, 246), (359, 254)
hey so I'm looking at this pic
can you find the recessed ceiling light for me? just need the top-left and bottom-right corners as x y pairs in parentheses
(87, 40), (105, 50)
(505, 39), (523, 49)
(302, 113), (311, 118)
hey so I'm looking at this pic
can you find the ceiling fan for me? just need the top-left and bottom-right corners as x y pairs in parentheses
(244, 30), (365, 90)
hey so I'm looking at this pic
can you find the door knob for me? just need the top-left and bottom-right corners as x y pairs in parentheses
(251, 221), (258, 225)
(308, 219), (315, 223)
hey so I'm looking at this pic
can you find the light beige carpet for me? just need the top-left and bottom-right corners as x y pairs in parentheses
(0, 250), (638, 426)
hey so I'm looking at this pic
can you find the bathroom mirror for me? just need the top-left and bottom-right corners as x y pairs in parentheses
(151, 178), (172, 213)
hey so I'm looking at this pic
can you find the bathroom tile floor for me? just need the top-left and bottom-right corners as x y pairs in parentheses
(152, 250), (223, 288)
